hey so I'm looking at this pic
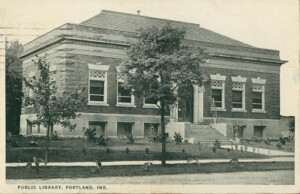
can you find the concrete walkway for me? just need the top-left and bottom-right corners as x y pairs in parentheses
(6, 157), (294, 167)
(220, 145), (294, 157)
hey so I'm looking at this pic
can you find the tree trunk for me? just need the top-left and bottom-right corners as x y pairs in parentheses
(161, 100), (166, 166)
(50, 124), (53, 135)
(45, 124), (50, 163)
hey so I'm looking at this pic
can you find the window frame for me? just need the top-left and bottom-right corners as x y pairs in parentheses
(143, 97), (160, 109)
(210, 74), (226, 111)
(251, 77), (266, 113)
(231, 76), (247, 112)
(116, 71), (135, 107)
(88, 64), (109, 106)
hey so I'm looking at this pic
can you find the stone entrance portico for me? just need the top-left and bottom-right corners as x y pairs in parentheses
(170, 85), (205, 124)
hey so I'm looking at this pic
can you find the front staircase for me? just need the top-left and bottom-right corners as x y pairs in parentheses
(185, 124), (231, 145)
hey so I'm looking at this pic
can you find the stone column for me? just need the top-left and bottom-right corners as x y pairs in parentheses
(193, 85), (199, 124)
(198, 86), (205, 123)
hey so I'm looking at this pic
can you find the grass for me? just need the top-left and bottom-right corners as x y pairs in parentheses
(6, 143), (267, 163)
(245, 141), (294, 153)
(6, 162), (294, 179)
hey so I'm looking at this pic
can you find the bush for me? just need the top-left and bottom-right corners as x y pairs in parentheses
(212, 147), (216, 153)
(264, 138), (271, 145)
(279, 137), (286, 145)
(96, 135), (106, 146)
(84, 128), (97, 141)
(127, 135), (135, 144)
(51, 131), (59, 140)
(173, 132), (183, 144)
(251, 137), (264, 143)
(213, 139), (221, 148)
(276, 143), (282, 149)
(146, 126), (160, 142)
(125, 147), (130, 154)
(145, 148), (149, 154)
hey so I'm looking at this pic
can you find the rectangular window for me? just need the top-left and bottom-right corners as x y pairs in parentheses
(90, 80), (104, 102)
(89, 121), (106, 137)
(212, 89), (222, 107)
(251, 80), (265, 112)
(88, 67), (108, 105)
(145, 98), (158, 105)
(252, 91), (262, 109)
(254, 126), (265, 137)
(118, 82), (131, 103)
(210, 76), (226, 110)
(117, 122), (133, 138)
(232, 90), (243, 109)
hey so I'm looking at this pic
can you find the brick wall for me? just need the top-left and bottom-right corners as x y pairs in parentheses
(202, 61), (280, 120)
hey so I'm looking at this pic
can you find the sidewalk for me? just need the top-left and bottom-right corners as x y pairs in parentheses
(220, 145), (294, 157)
(6, 157), (294, 167)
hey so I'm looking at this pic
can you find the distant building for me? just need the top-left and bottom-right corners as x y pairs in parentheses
(20, 10), (287, 140)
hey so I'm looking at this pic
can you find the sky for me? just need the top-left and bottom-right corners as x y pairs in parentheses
(1, 0), (299, 117)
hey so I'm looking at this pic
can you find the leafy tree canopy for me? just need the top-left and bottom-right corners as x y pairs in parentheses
(23, 56), (85, 136)
(6, 40), (24, 134)
(121, 24), (209, 107)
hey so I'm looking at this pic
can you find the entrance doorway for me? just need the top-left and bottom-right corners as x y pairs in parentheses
(177, 84), (194, 122)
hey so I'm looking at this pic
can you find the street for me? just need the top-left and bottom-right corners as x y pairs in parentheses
(7, 170), (294, 185)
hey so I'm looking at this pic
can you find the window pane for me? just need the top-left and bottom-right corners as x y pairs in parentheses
(90, 80), (104, 95)
(118, 97), (131, 103)
(118, 83), (130, 96)
(90, 95), (104, 101)
(252, 92), (262, 109)
(90, 80), (104, 87)
(232, 90), (242, 108)
(212, 89), (222, 107)
(145, 98), (158, 104)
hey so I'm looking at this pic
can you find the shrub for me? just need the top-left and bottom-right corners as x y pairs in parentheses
(145, 148), (149, 154)
(125, 147), (130, 154)
(213, 139), (221, 148)
(146, 126), (160, 142)
(276, 143), (282, 149)
(279, 137), (286, 145)
(84, 128), (97, 141)
(96, 135), (106, 146)
(212, 147), (216, 153)
(127, 135), (135, 144)
(264, 138), (271, 145)
(251, 137), (264, 143)
(29, 140), (39, 147)
(82, 148), (87, 155)
(173, 132), (183, 144)
(106, 148), (110, 154)
(51, 131), (60, 140)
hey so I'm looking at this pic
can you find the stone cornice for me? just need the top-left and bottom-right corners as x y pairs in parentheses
(20, 36), (287, 66)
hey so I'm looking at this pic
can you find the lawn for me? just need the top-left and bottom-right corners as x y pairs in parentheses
(245, 141), (294, 153)
(6, 137), (268, 163)
(6, 162), (294, 179)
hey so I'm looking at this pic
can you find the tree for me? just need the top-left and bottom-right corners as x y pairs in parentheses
(23, 55), (85, 162)
(287, 119), (295, 139)
(6, 40), (24, 135)
(121, 24), (208, 166)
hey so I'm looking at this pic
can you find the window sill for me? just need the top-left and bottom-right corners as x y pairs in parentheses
(87, 102), (109, 106)
(252, 109), (267, 113)
(232, 109), (247, 112)
(116, 104), (136, 108)
(143, 104), (159, 109)
(211, 108), (226, 112)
